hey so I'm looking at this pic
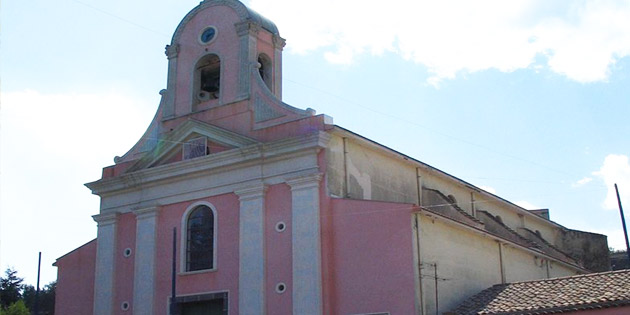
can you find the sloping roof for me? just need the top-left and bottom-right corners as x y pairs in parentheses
(450, 269), (630, 314)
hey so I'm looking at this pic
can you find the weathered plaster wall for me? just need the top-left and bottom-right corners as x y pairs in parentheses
(330, 198), (417, 315)
(325, 134), (346, 198)
(556, 229), (611, 272)
(418, 215), (502, 315)
(418, 213), (580, 314)
(326, 134), (418, 203)
(421, 171), (474, 215)
(501, 244), (549, 283)
(54, 240), (97, 315)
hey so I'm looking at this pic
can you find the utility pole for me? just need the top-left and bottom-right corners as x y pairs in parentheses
(170, 228), (178, 315)
(615, 184), (630, 263)
(34, 252), (41, 315)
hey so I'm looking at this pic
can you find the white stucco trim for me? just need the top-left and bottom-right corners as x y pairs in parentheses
(87, 132), (327, 198)
(92, 212), (118, 315)
(287, 173), (323, 315)
(235, 183), (267, 315)
(91, 134), (326, 214)
(180, 201), (218, 274)
(132, 206), (159, 315)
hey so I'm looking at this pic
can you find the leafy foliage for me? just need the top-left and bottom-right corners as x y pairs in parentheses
(0, 269), (23, 309)
(0, 268), (55, 314)
(3, 300), (29, 315)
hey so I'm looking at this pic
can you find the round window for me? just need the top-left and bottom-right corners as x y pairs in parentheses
(199, 26), (217, 44)
(275, 221), (286, 232)
(275, 282), (286, 294)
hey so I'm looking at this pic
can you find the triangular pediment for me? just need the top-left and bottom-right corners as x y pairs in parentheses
(127, 119), (259, 172)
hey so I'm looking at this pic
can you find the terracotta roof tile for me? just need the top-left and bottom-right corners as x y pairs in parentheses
(449, 269), (630, 314)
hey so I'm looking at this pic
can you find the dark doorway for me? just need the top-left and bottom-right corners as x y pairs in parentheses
(172, 292), (228, 315)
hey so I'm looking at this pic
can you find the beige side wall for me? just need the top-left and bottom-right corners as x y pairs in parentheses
(327, 134), (418, 204)
(421, 171), (474, 215)
(502, 244), (548, 283)
(473, 194), (557, 244)
(418, 214), (581, 314)
(418, 215), (502, 315)
(326, 134), (346, 197)
(549, 260), (581, 278)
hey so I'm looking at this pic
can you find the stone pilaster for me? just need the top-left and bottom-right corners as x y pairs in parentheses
(132, 206), (159, 315)
(287, 174), (323, 315)
(235, 21), (260, 99)
(235, 184), (267, 315)
(92, 212), (118, 315)
(272, 35), (285, 99)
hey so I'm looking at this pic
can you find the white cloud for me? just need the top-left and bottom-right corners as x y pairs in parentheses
(515, 200), (541, 210)
(593, 154), (630, 210)
(573, 176), (593, 187)
(250, 0), (630, 84)
(0, 90), (154, 284)
(478, 185), (497, 194)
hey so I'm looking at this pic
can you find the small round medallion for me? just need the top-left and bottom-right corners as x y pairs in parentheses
(199, 26), (217, 44)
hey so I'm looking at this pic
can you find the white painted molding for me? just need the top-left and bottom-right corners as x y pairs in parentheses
(133, 206), (159, 219)
(234, 183), (267, 201)
(86, 132), (327, 196)
(286, 173), (322, 191)
(93, 212), (118, 226)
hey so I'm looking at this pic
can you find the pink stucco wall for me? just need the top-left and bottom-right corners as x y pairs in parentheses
(154, 194), (240, 314)
(114, 213), (136, 314)
(329, 198), (417, 314)
(54, 239), (97, 315)
(174, 6), (241, 114)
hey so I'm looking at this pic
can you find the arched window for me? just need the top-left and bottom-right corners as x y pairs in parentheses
(185, 205), (215, 271)
(257, 53), (272, 91)
(194, 54), (221, 104)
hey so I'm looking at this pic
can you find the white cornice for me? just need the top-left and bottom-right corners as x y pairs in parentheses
(86, 132), (329, 197)
(286, 173), (322, 191)
(133, 206), (160, 220)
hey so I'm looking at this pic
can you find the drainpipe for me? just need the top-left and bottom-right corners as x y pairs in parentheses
(343, 137), (349, 198)
(498, 241), (505, 284)
(414, 214), (425, 315)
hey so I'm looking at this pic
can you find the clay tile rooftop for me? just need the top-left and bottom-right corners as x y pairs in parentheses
(449, 269), (630, 314)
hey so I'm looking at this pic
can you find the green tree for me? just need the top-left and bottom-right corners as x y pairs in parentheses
(4, 300), (29, 315)
(0, 269), (23, 309)
(23, 281), (55, 315)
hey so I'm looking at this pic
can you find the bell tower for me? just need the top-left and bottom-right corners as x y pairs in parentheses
(161, 0), (285, 119)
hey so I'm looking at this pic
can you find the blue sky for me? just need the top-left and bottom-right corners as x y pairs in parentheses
(2, 0), (629, 286)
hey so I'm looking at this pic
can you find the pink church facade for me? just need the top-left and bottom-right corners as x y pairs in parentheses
(55, 1), (610, 314)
